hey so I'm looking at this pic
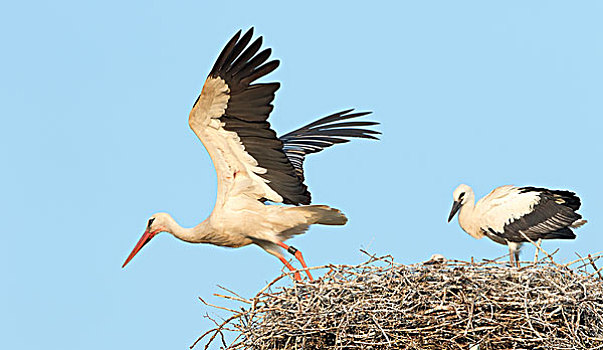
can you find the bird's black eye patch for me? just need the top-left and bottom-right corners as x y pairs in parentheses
(458, 192), (465, 199)
(147, 218), (155, 228)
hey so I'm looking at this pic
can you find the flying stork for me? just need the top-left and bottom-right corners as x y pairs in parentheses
(447, 184), (586, 266)
(122, 28), (380, 281)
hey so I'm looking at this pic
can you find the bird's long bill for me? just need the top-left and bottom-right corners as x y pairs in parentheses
(122, 229), (156, 268)
(447, 201), (462, 222)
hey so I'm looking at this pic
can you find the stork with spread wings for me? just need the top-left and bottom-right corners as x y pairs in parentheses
(122, 28), (380, 281)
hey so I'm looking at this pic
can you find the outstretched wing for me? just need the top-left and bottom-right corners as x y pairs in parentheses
(279, 110), (380, 181)
(188, 28), (310, 206)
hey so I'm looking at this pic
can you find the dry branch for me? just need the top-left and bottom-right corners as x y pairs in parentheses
(193, 253), (603, 350)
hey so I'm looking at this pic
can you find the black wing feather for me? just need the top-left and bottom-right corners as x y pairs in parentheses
(519, 187), (582, 210)
(200, 29), (380, 204)
(279, 110), (380, 181)
(495, 188), (582, 242)
(205, 28), (310, 205)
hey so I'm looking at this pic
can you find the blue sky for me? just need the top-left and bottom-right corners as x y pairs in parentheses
(2, 1), (602, 349)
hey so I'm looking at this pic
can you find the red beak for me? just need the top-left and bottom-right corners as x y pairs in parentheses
(122, 229), (157, 268)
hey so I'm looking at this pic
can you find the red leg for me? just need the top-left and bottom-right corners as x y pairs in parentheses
(277, 242), (313, 281)
(276, 254), (301, 281)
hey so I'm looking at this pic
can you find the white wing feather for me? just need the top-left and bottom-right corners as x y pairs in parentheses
(188, 77), (283, 209)
(478, 186), (540, 233)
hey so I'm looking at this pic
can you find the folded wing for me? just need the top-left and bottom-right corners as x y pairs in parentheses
(480, 186), (582, 242)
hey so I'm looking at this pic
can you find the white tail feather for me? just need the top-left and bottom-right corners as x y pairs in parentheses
(287, 205), (348, 226)
(571, 219), (587, 228)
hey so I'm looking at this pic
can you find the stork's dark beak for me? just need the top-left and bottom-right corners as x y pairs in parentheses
(448, 201), (462, 222)
(122, 229), (158, 268)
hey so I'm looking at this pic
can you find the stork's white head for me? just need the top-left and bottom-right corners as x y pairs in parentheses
(122, 212), (175, 268)
(448, 184), (473, 222)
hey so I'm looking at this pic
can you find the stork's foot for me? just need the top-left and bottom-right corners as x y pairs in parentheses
(292, 271), (301, 281)
(276, 255), (302, 281)
(278, 242), (314, 281)
(508, 258), (521, 268)
(293, 250), (313, 281)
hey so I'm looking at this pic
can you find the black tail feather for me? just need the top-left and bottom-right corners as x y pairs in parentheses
(542, 227), (576, 240)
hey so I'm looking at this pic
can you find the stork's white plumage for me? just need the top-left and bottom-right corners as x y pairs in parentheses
(447, 184), (586, 266)
(122, 28), (379, 281)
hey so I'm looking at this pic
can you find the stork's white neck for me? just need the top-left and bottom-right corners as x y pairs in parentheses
(170, 224), (202, 243)
(458, 189), (483, 239)
(156, 213), (250, 247)
(159, 214), (211, 243)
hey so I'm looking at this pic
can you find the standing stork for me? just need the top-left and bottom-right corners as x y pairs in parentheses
(447, 184), (586, 266)
(122, 28), (380, 281)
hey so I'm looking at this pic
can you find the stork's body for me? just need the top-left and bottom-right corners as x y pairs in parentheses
(448, 184), (586, 266)
(122, 28), (379, 280)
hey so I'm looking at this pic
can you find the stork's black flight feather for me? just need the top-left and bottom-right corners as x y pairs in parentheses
(280, 110), (380, 181)
(200, 28), (379, 205)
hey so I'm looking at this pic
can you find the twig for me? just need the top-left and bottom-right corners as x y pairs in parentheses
(198, 296), (238, 313)
(533, 239), (542, 262)
(518, 231), (560, 267)
(563, 251), (603, 268)
(217, 285), (246, 300)
(190, 313), (243, 349)
(213, 293), (251, 304)
(588, 254), (603, 281)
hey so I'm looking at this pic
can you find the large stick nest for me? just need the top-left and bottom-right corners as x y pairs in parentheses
(193, 252), (603, 350)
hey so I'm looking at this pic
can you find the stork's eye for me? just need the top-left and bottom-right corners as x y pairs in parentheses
(458, 192), (465, 199)
(147, 218), (155, 228)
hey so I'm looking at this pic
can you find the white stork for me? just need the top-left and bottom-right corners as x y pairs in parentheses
(447, 184), (586, 266)
(122, 28), (379, 281)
